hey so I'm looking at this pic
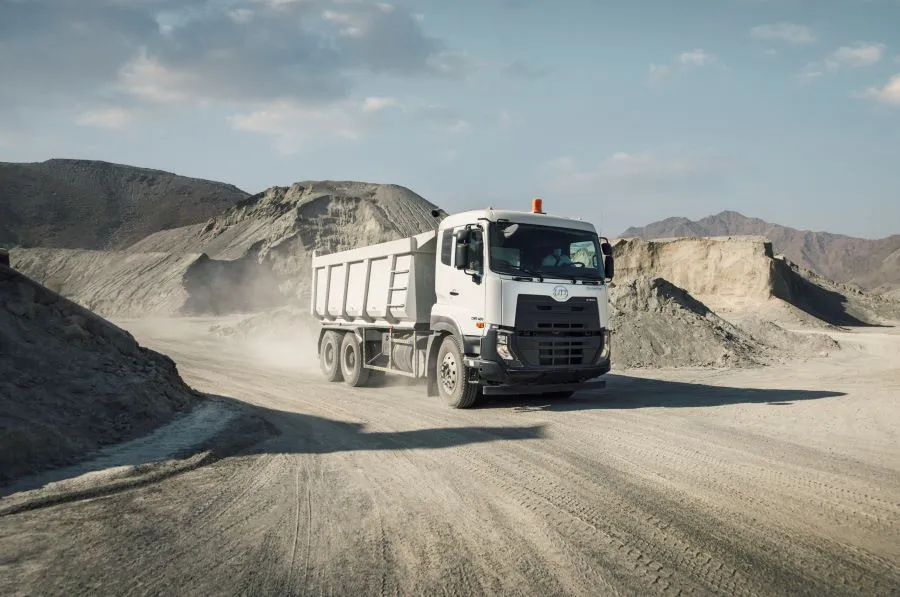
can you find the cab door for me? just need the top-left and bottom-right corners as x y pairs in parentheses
(435, 223), (486, 338)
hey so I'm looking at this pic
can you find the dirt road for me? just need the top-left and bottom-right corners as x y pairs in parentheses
(2, 320), (899, 596)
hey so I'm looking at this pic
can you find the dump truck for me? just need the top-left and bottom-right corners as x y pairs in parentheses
(310, 199), (614, 408)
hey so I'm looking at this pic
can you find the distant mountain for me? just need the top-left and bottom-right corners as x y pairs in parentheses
(620, 211), (900, 291)
(0, 159), (250, 250)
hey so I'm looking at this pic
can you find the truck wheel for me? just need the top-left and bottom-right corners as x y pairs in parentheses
(437, 335), (479, 409)
(340, 333), (370, 387)
(320, 331), (343, 382)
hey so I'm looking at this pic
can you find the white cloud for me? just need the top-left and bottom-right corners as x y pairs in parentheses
(827, 42), (886, 69)
(678, 49), (716, 67)
(418, 104), (473, 135)
(427, 51), (481, 79)
(361, 96), (401, 113)
(798, 68), (824, 83)
(229, 96), (472, 153)
(543, 151), (730, 195)
(117, 52), (196, 105)
(228, 100), (369, 155)
(750, 23), (816, 44)
(1, 0), (474, 113)
(857, 74), (900, 106)
(75, 106), (139, 129)
(649, 49), (718, 81)
(648, 63), (672, 80)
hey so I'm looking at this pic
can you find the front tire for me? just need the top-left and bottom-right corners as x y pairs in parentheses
(340, 332), (370, 387)
(437, 335), (479, 409)
(320, 331), (343, 382)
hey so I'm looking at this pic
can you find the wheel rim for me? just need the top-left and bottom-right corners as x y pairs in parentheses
(344, 344), (356, 371)
(440, 352), (458, 394)
(324, 342), (335, 369)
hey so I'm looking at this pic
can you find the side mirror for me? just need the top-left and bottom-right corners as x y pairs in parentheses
(454, 243), (469, 270)
(598, 239), (614, 280)
(454, 230), (469, 270)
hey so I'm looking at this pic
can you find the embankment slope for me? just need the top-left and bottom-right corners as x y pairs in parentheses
(128, 180), (442, 301)
(613, 236), (900, 327)
(621, 210), (900, 291)
(10, 248), (284, 318)
(0, 159), (249, 250)
(0, 265), (201, 485)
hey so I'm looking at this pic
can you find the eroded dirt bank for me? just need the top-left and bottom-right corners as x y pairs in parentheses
(1, 319), (897, 597)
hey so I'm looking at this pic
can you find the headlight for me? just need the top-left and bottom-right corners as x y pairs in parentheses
(496, 332), (514, 360)
(597, 329), (611, 362)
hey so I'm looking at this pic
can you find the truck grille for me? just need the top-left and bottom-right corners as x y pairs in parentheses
(513, 295), (603, 368)
(536, 338), (585, 366)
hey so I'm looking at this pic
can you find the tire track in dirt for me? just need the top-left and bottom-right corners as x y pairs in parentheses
(6, 321), (898, 597)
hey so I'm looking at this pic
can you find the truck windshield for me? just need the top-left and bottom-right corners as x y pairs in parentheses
(488, 222), (605, 280)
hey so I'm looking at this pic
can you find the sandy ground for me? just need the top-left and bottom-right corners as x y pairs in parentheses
(1, 319), (898, 597)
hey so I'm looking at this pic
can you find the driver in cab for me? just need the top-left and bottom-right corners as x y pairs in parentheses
(541, 245), (573, 267)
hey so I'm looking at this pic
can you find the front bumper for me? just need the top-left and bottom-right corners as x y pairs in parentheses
(464, 357), (610, 382)
(463, 356), (609, 395)
(464, 328), (611, 395)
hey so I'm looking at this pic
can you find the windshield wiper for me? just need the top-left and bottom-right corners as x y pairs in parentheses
(506, 265), (544, 281)
(546, 270), (605, 284)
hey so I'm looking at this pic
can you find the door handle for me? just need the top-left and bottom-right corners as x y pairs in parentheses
(449, 290), (459, 296)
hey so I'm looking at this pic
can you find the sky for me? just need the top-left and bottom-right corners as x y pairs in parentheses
(1, 0), (899, 239)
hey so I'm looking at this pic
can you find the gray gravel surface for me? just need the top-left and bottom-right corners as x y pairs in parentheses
(1, 319), (897, 597)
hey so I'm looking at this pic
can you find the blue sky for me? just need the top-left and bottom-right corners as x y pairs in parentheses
(1, 0), (898, 238)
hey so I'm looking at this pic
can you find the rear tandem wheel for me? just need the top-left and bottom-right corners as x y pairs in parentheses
(340, 332), (371, 387)
(319, 330), (343, 382)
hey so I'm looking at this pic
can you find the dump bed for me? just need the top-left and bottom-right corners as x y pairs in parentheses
(310, 230), (437, 328)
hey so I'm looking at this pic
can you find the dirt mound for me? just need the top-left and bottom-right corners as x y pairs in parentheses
(608, 277), (840, 369)
(10, 248), (283, 318)
(609, 277), (769, 368)
(0, 265), (201, 485)
(732, 315), (840, 356)
(0, 159), (249, 250)
(612, 236), (894, 326)
(621, 210), (900, 291)
(612, 235), (778, 303)
(6, 180), (442, 319)
(128, 180), (442, 303)
(773, 257), (900, 326)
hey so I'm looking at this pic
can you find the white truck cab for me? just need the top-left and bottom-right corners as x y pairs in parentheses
(311, 198), (614, 408)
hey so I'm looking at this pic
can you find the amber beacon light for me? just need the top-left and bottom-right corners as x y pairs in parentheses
(532, 197), (544, 214)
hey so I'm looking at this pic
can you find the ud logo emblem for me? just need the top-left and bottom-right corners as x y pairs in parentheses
(551, 285), (569, 302)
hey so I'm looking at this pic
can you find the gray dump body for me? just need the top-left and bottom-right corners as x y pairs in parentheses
(310, 230), (437, 329)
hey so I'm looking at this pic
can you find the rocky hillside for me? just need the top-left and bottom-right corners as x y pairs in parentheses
(10, 180), (442, 318)
(0, 159), (249, 250)
(612, 236), (900, 327)
(620, 211), (900, 291)
(0, 264), (201, 485)
(127, 180), (443, 303)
